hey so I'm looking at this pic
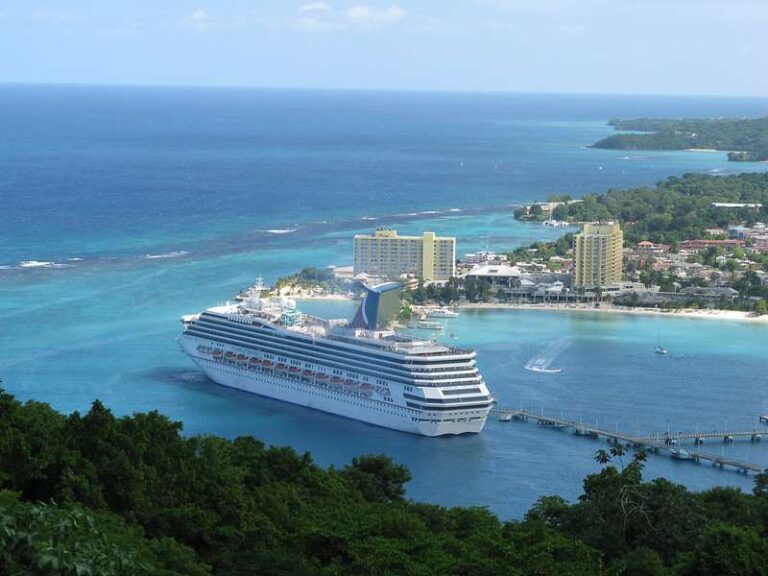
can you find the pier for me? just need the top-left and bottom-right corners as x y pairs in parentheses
(493, 408), (767, 475)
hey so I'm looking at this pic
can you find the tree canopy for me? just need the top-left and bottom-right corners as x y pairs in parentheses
(2, 389), (768, 575)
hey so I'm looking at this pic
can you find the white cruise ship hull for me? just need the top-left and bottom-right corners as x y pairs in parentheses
(180, 336), (489, 436)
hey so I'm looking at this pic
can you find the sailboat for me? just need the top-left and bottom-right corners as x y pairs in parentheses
(655, 329), (668, 355)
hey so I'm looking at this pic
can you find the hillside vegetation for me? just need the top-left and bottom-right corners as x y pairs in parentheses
(2, 389), (768, 575)
(549, 172), (768, 244)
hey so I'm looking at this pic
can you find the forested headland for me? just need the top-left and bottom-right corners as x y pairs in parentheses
(2, 389), (768, 575)
(592, 117), (768, 161)
(517, 172), (768, 244)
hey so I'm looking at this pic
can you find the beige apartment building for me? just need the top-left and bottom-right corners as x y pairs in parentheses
(574, 222), (624, 289)
(353, 229), (456, 282)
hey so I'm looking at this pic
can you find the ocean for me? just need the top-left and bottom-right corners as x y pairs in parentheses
(2, 85), (768, 518)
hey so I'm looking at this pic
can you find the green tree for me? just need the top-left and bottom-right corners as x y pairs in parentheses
(341, 455), (412, 503)
(677, 524), (768, 576)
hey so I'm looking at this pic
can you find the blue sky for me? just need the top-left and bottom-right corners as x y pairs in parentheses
(1, 1), (766, 95)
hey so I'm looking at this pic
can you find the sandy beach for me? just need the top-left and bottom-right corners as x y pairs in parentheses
(290, 293), (768, 323)
(455, 302), (768, 323)
(290, 293), (354, 301)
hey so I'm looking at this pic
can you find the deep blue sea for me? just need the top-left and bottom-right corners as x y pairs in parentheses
(2, 85), (768, 518)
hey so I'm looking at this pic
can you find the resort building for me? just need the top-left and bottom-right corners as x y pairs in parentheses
(353, 228), (456, 282)
(573, 222), (624, 289)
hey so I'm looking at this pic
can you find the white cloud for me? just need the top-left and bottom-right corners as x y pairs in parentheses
(300, 2), (332, 13)
(30, 8), (78, 22)
(290, 3), (406, 33)
(186, 8), (210, 30)
(345, 5), (406, 24)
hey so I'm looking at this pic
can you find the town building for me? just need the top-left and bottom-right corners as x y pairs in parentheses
(573, 222), (624, 289)
(677, 239), (745, 253)
(353, 228), (456, 282)
(463, 251), (508, 264)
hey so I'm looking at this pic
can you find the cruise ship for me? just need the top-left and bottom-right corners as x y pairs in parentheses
(179, 282), (493, 436)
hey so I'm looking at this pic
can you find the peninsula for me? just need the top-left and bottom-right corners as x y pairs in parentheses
(592, 117), (768, 161)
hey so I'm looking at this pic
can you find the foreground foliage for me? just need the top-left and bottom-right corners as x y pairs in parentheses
(1, 389), (768, 575)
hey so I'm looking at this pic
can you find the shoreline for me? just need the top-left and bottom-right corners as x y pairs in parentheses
(290, 293), (354, 301)
(454, 302), (768, 323)
(290, 293), (768, 324)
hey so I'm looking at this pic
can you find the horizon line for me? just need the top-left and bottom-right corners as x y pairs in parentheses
(1, 80), (767, 101)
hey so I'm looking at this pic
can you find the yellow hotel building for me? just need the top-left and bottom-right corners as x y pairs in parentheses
(574, 222), (624, 289)
(353, 229), (456, 282)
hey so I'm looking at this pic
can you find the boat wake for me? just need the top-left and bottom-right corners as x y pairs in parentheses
(524, 338), (570, 374)
(265, 228), (298, 235)
(144, 250), (191, 260)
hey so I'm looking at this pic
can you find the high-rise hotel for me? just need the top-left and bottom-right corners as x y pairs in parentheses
(574, 222), (624, 289)
(353, 228), (456, 282)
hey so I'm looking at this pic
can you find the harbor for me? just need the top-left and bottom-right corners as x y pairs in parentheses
(494, 408), (768, 475)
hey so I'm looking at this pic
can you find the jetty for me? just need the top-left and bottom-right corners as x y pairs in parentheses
(493, 408), (767, 475)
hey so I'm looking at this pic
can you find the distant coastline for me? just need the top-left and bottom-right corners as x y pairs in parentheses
(592, 117), (768, 162)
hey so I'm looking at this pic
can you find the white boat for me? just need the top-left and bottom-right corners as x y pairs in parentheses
(411, 320), (444, 331)
(427, 308), (459, 318)
(180, 281), (492, 436)
(655, 329), (668, 355)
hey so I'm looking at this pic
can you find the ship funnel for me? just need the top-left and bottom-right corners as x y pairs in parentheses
(350, 282), (403, 330)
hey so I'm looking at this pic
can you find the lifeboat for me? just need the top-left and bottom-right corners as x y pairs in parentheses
(316, 373), (329, 380)
(248, 357), (262, 365)
(288, 366), (301, 373)
(213, 349), (223, 357)
(262, 360), (274, 368)
(360, 383), (374, 397)
(275, 363), (288, 372)
(303, 369), (315, 377)
(236, 354), (247, 362)
(330, 376), (344, 385)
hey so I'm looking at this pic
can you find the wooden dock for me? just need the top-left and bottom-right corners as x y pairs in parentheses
(640, 430), (764, 445)
(493, 408), (767, 475)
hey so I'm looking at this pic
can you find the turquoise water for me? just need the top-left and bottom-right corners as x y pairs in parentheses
(2, 86), (768, 518)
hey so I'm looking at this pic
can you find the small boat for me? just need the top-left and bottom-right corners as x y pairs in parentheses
(448, 332), (458, 339)
(427, 308), (459, 318)
(655, 329), (668, 355)
(416, 320), (444, 331)
(670, 445), (690, 460)
(302, 369), (315, 377)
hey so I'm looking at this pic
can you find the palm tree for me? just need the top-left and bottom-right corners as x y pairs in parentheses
(610, 441), (626, 469)
(594, 449), (611, 465)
